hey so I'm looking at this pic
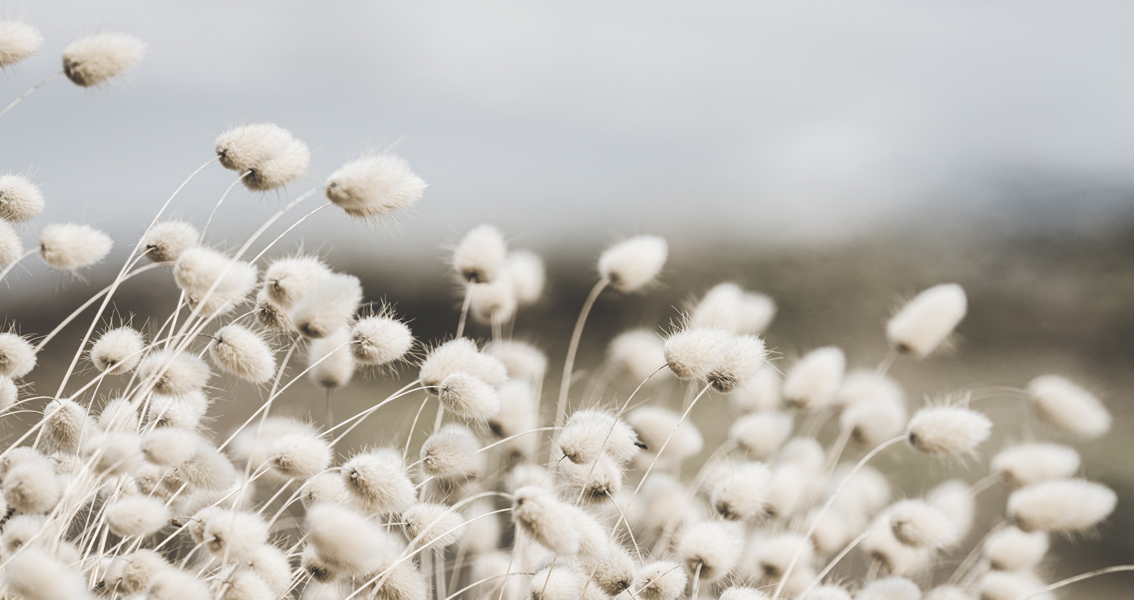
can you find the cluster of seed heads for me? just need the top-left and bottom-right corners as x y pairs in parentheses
(0, 17), (1128, 600)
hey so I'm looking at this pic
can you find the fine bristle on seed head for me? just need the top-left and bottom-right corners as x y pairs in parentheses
(663, 326), (731, 381)
(209, 324), (276, 383)
(598, 235), (667, 292)
(782, 346), (845, 411)
(906, 405), (991, 456)
(1026, 375), (1111, 438)
(90, 327), (145, 375)
(39, 223), (113, 269)
(453, 224), (507, 284)
(0, 174), (45, 222)
(325, 153), (426, 220)
(142, 221), (198, 263)
(62, 32), (145, 86)
(0, 21), (43, 68)
(291, 273), (363, 339)
(886, 283), (967, 357)
(0, 332), (37, 378)
(351, 315), (413, 366)
(1007, 478), (1117, 533)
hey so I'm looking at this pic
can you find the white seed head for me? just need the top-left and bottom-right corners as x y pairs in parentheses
(291, 273), (363, 339)
(342, 447), (416, 515)
(807, 506), (850, 556)
(729, 412), (793, 458)
(835, 370), (904, 409)
(263, 255), (331, 307)
(984, 526), (1048, 572)
(1026, 375), (1111, 438)
(887, 283), (967, 357)
(978, 571), (1052, 600)
(420, 423), (481, 478)
(608, 329), (670, 384)
(739, 292), (776, 334)
(111, 550), (167, 594)
(889, 499), (959, 549)
(141, 427), (200, 466)
(325, 153), (426, 220)
(598, 235), (667, 292)
(146, 391), (209, 430)
(678, 520), (743, 581)
(90, 327), (145, 374)
(690, 283), (745, 331)
(484, 340), (546, 382)
(419, 338), (507, 389)
(487, 379), (537, 459)
(922, 587), (972, 600)
(210, 324), (276, 383)
(201, 509), (268, 561)
(174, 247), (258, 315)
(559, 409), (640, 465)
(906, 405), (991, 456)
(307, 327), (355, 389)
(0, 447), (47, 479)
(0, 376), (16, 411)
(219, 570), (273, 600)
(301, 471), (353, 509)
(62, 32), (145, 86)
(708, 334), (767, 393)
(179, 443), (237, 490)
(39, 222), (113, 269)
(928, 479), (975, 541)
(3, 463), (61, 513)
(0, 21), (42, 68)
(306, 503), (388, 576)
(1007, 478), (1117, 533)
(711, 461), (772, 521)
(505, 250), (545, 305)
(359, 552), (428, 600)
(84, 431), (143, 475)
(351, 315), (413, 366)
(663, 326), (731, 381)
(855, 577), (922, 600)
(2, 514), (46, 555)
(402, 502), (467, 548)
(762, 464), (807, 520)
(145, 568), (211, 600)
(453, 224), (507, 284)
(0, 174), (44, 222)
(0, 221), (21, 266)
(268, 431), (332, 480)
(462, 499), (503, 554)
(861, 517), (933, 577)
(783, 346), (845, 411)
(841, 396), (908, 448)
(105, 495), (171, 537)
(730, 367), (782, 413)
(228, 416), (315, 474)
(469, 274), (518, 325)
(42, 398), (92, 453)
(243, 544), (292, 595)
(138, 350), (211, 396)
(721, 587), (771, 600)
(511, 485), (579, 555)
(142, 221), (198, 262)
(530, 564), (586, 600)
(557, 453), (623, 502)
(254, 289), (292, 331)
(438, 372), (500, 420)
(627, 406), (703, 460)
(753, 534), (813, 580)
(633, 561), (686, 600)
(5, 547), (89, 600)
(215, 123), (310, 191)
(991, 443), (1080, 489)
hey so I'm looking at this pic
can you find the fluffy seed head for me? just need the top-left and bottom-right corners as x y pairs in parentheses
(0, 376), (16, 411)
(215, 123), (310, 191)
(663, 327), (731, 380)
(402, 502), (467, 548)
(0, 332), (36, 378)
(5, 547), (88, 600)
(42, 398), (92, 453)
(325, 153), (426, 220)
(110, 550), (167, 594)
(505, 250), (545, 305)
(84, 432), (143, 476)
(861, 518), (933, 577)
(928, 479), (975, 540)
(922, 587), (971, 600)
(530, 564), (585, 600)
(306, 503), (388, 575)
(420, 423), (481, 478)
(62, 32), (145, 86)
(343, 447), (416, 515)
(730, 367), (782, 413)
(608, 329), (670, 384)
(469, 275), (518, 325)
(991, 443), (1080, 489)
(141, 427), (200, 466)
(268, 431), (332, 480)
(351, 315), (413, 366)
(484, 340), (546, 382)
(244, 545), (291, 595)
(142, 221), (198, 262)
(138, 350), (211, 396)
(1026, 375), (1111, 438)
(300, 471), (353, 509)
(487, 379), (537, 459)
(0, 174), (44, 222)
(174, 247), (258, 315)
(178, 443), (236, 490)
(889, 500), (959, 549)
(557, 453), (623, 502)
(559, 409), (640, 465)
(678, 520), (743, 581)
(90, 327), (145, 374)
(39, 222), (113, 268)
(633, 561), (687, 600)
(511, 485), (579, 555)
(209, 324), (275, 383)
(0, 221), (21, 266)
(984, 526), (1048, 572)
(3, 462), (61, 513)
(799, 586), (851, 600)
(1007, 478), (1117, 533)
(598, 235), (667, 292)
(906, 405), (991, 455)
(978, 571), (1051, 600)
(146, 568), (210, 600)
(855, 578), (922, 600)
(887, 283), (967, 357)
(0, 21), (42, 68)
(146, 391), (209, 429)
(105, 495), (171, 537)
(254, 289), (291, 331)
(841, 396), (908, 448)
(201, 510), (268, 561)
(711, 461), (772, 521)
(729, 412), (793, 458)
(290, 273), (363, 339)
(754, 534), (814, 579)
(836, 370), (904, 409)
(438, 372), (500, 420)
(783, 346), (845, 410)
(627, 406), (703, 461)
(708, 334), (767, 393)
(419, 338), (507, 389)
(453, 224), (507, 284)
(262, 256), (330, 308)
(306, 327), (355, 389)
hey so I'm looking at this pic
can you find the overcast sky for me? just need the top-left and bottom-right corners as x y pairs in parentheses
(3, 0), (1134, 259)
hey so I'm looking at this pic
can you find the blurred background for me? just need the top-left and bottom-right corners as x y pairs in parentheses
(3, 1), (1134, 596)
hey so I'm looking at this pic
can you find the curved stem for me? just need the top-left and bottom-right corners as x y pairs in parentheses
(550, 278), (608, 463)
(456, 285), (473, 338)
(0, 248), (36, 283)
(250, 202), (331, 264)
(1018, 565), (1134, 599)
(200, 173), (247, 240)
(797, 528), (872, 599)
(0, 71), (62, 120)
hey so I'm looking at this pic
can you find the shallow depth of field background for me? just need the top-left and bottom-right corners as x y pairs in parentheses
(3, 1), (1134, 597)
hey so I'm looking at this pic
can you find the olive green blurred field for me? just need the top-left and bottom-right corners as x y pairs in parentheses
(6, 221), (1134, 597)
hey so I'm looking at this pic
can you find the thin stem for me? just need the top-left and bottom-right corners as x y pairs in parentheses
(35, 261), (165, 352)
(1017, 564), (1134, 599)
(0, 248), (36, 283)
(689, 563), (702, 600)
(797, 528), (872, 599)
(456, 285), (473, 338)
(251, 202), (331, 263)
(200, 173), (248, 240)
(0, 71), (63, 120)
(550, 278), (608, 463)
